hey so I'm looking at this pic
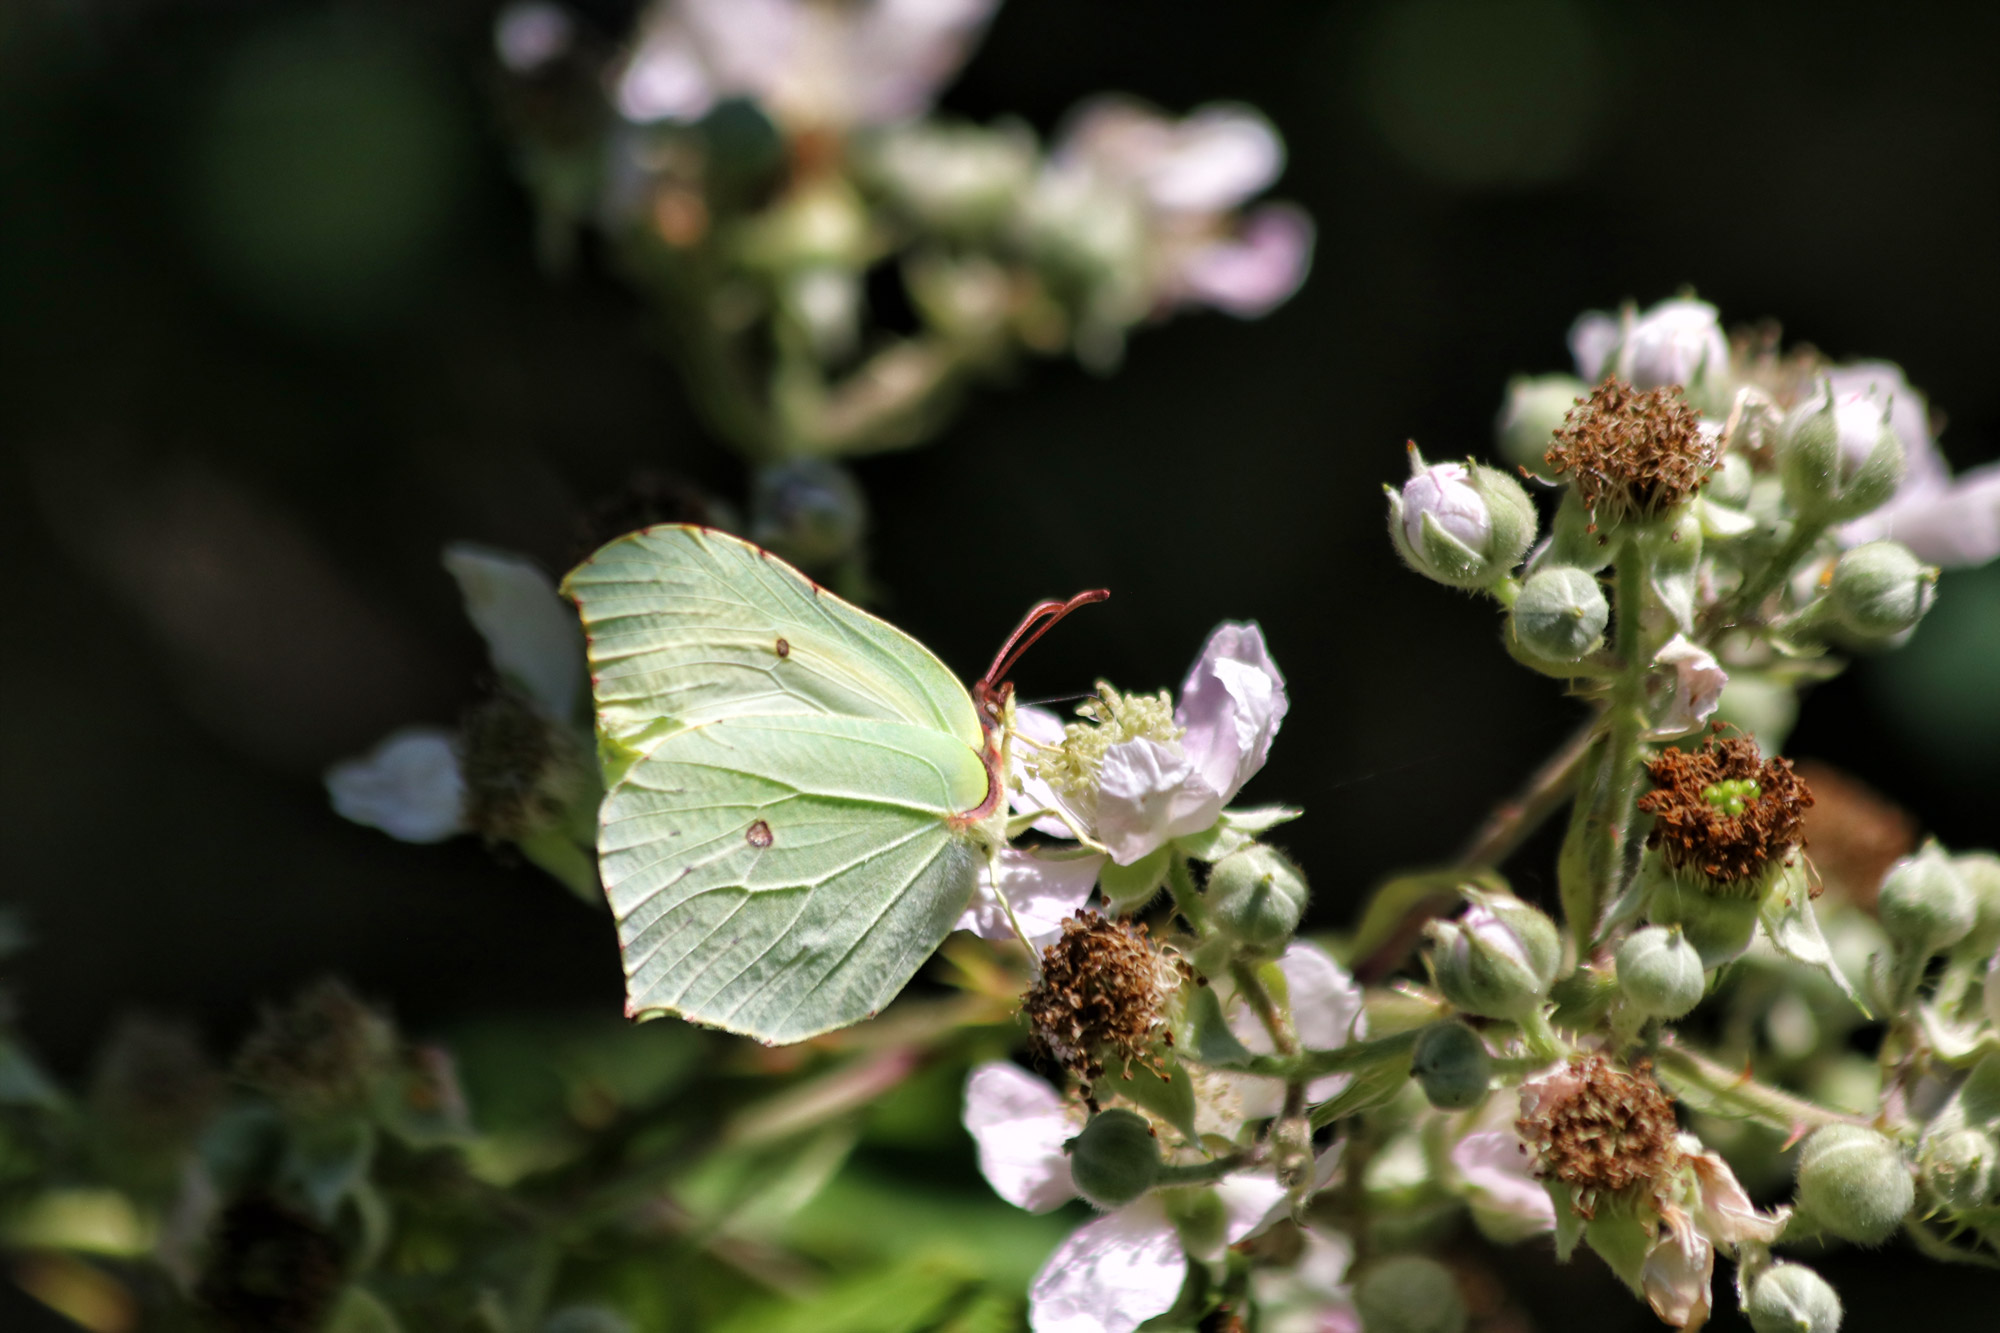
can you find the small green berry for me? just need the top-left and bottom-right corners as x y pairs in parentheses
(1410, 1022), (1491, 1111)
(1065, 1109), (1160, 1210)
(1920, 1127), (1997, 1212)
(1745, 1262), (1842, 1333)
(1877, 843), (1976, 957)
(1204, 844), (1308, 955)
(1794, 1124), (1913, 1245)
(1509, 566), (1610, 663)
(1615, 925), (1706, 1020)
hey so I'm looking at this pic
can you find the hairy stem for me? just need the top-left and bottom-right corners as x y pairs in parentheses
(1651, 1039), (1862, 1132)
(1232, 959), (1298, 1057)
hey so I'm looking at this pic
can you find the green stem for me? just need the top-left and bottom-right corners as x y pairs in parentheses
(1650, 1040), (1862, 1132)
(1231, 960), (1298, 1056)
(1155, 1153), (1251, 1188)
(1236, 1028), (1422, 1082)
(1569, 539), (1650, 951)
(1710, 516), (1830, 631)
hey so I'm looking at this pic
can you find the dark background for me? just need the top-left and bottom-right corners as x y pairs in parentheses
(3, 1), (1998, 1325)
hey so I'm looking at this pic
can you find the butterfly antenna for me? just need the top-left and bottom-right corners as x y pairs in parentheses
(984, 589), (1110, 688)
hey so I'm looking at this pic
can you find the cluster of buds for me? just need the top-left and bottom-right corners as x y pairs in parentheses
(492, 0), (1312, 575)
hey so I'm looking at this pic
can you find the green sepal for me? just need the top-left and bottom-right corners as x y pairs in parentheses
(1641, 509), (1703, 634)
(1173, 984), (1255, 1070)
(1960, 1054), (2000, 1130)
(1548, 1181), (1585, 1262)
(1759, 865), (1870, 1018)
(1584, 1204), (1653, 1293)
(1545, 489), (1615, 572)
(1100, 846), (1170, 913)
(1115, 1059), (1201, 1143)
(1173, 805), (1303, 863)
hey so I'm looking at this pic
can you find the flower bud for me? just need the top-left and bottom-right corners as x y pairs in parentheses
(1387, 450), (1537, 591)
(1826, 541), (1937, 642)
(1354, 1255), (1468, 1333)
(1955, 852), (2000, 956)
(1495, 374), (1586, 480)
(1778, 382), (1906, 522)
(1411, 1022), (1491, 1110)
(1794, 1123), (1913, 1245)
(1642, 861), (1762, 968)
(1920, 1127), (1996, 1212)
(749, 460), (868, 570)
(1876, 843), (1976, 958)
(1509, 566), (1609, 664)
(1615, 925), (1705, 1020)
(1203, 844), (1308, 955)
(1745, 1262), (1843, 1333)
(1427, 893), (1562, 1020)
(1597, 298), (1730, 402)
(1065, 1109), (1160, 1209)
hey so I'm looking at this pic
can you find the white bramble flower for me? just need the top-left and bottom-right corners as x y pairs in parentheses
(1831, 361), (2000, 568)
(1650, 635), (1727, 737)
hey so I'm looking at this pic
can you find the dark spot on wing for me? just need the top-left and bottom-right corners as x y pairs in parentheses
(746, 820), (774, 848)
(775, 637), (790, 658)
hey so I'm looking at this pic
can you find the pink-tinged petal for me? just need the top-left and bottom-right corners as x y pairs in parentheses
(1143, 105), (1285, 213)
(1282, 943), (1367, 1102)
(1640, 1227), (1714, 1330)
(963, 1063), (1077, 1213)
(1010, 704), (1085, 838)
(495, 2), (575, 75)
(1094, 738), (1224, 865)
(1030, 1196), (1187, 1333)
(956, 848), (1104, 944)
(1687, 1148), (1785, 1245)
(442, 545), (583, 718)
(842, 0), (998, 124)
(1568, 310), (1621, 383)
(1178, 203), (1314, 318)
(1174, 621), (1288, 805)
(1213, 1172), (1290, 1252)
(1864, 461), (2000, 568)
(617, 12), (718, 121)
(1252, 1229), (1359, 1333)
(617, 0), (796, 123)
(326, 727), (467, 843)
(1651, 635), (1726, 736)
(1451, 1130), (1556, 1236)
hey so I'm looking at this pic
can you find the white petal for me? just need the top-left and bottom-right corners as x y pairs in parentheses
(1451, 1130), (1555, 1233)
(1176, 204), (1314, 317)
(326, 727), (467, 843)
(494, 2), (574, 75)
(616, 12), (718, 122)
(1029, 1196), (1187, 1333)
(1143, 105), (1284, 213)
(956, 848), (1103, 944)
(963, 1063), (1077, 1213)
(1640, 1228), (1714, 1330)
(1010, 704), (1088, 838)
(1095, 738), (1224, 865)
(1864, 461), (2000, 567)
(841, 0), (998, 124)
(1213, 1171), (1290, 1251)
(1174, 622), (1288, 805)
(1280, 943), (1368, 1102)
(442, 544), (583, 718)
(1651, 634), (1726, 737)
(1568, 309), (1621, 382)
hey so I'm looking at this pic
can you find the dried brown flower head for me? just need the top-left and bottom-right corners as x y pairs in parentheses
(460, 688), (590, 841)
(1517, 1055), (1680, 1217)
(1639, 737), (1813, 888)
(1023, 911), (1182, 1101)
(1545, 379), (1716, 527)
(234, 978), (397, 1120)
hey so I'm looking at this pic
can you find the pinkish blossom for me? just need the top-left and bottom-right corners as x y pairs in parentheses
(1832, 361), (2000, 568)
(1651, 635), (1726, 737)
(1569, 298), (1729, 393)
(955, 848), (1104, 946)
(1011, 622), (1288, 866)
(616, 0), (997, 130)
(1450, 1129), (1556, 1241)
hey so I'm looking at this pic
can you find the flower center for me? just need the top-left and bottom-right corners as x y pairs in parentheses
(1638, 737), (1813, 888)
(1518, 1056), (1680, 1216)
(1027, 684), (1183, 802)
(1023, 911), (1183, 1105)
(1545, 378), (1716, 528)
(1701, 778), (1762, 816)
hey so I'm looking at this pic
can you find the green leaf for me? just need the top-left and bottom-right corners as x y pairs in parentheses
(1173, 985), (1253, 1070)
(1307, 1034), (1419, 1129)
(1172, 806), (1302, 863)
(1100, 846), (1170, 913)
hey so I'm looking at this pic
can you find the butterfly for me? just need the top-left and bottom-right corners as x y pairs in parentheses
(564, 524), (1104, 1044)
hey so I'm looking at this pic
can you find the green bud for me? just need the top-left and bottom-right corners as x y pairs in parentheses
(1427, 892), (1562, 1020)
(1065, 1109), (1160, 1210)
(1642, 860), (1762, 968)
(1707, 450), (1754, 508)
(1615, 925), (1706, 1019)
(1203, 844), (1308, 955)
(1794, 1123), (1913, 1245)
(1877, 843), (1976, 957)
(1495, 374), (1586, 480)
(1508, 566), (1610, 664)
(1745, 1262), (1843, 1333)
(1778, 380), (1906, 522)
(1387, 450), (1537, 591)
(1354, 1255), (1467, 1333)
(1826, 541), (1937, 642)
(1920, 1127), (1996, 1212)
(1410, 1022), (1491, 1110)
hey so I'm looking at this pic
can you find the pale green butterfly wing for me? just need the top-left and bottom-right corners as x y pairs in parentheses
(603, 713), (988, 1042)
(564, 525), (983, 755)
(565, 525), (998, 1044)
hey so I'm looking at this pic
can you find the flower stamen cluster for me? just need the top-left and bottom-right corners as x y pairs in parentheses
(1638, 738), (1812, 889)
(1024, 684), (1182, 803)
(1517, 1055), (1681, 1218)
(1023, 911), (1183, 1102)
(1545, 379), (1715, 527)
